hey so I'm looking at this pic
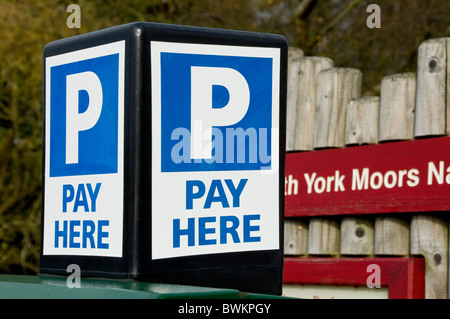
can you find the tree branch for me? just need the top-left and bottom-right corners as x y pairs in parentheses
(309, 0), (364, 50)
(323, 0), (363, 35)
(294, 0), (317, 19)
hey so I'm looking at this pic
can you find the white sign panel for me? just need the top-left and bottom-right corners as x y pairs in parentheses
(151, 41), (280, 260)
(283, 284), (389, 299)
(43, 41), (125, 257)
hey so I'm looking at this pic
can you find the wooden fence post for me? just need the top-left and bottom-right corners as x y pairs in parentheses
(286, 47), (304, 151)
(374, 216), (410, 256)
(448, 39), (450, 134)
(340, 217), (374, 256)
(341, 96), (378, 256)
(414, 38), (449, 137)
(378, 73), (416, 142)
(345, 96), (379, 146)
(293, 57), (333, 151)
(284, 219), (308, 256)
(286, 56), (301, 151)
(314, 68), (362, 148)
(374, 72), (416, 257)
(411, 215), (448, 299)
(289, 47), (304, 61)
(410, 38), (450, 299)
(308, 68), (361, 257)
(308, 217), (340, 256)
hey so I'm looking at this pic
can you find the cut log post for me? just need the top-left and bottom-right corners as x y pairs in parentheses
(411, 38), (450, 299)
(448, 39), (450, 134)
(286, 47), (304, 151)
(345, 96), (380, 146)
(414, 38), (449, 137)
(374, 216), (410, 256)
(309, 68), (360, 257)
(314, 68), (362, 148)
(340, 217), (374, 256)
(378, 73), (416, 142)
(286, 56), (301, 151)
(308, 217), (340, 256)
(411, 215), (448, 299)
(284, 219), (308, 256)
(288, 46), (304, 61)
(342, 95), (378, 256)
(293, 57), (333, 151)
(375, 72), (415, 259)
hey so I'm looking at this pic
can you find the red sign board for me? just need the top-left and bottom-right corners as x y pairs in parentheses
(283, 257), (425, 299)
(285, 137), (450, 217)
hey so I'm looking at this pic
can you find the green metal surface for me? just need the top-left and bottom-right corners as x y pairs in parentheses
(0, 274), (249, 299)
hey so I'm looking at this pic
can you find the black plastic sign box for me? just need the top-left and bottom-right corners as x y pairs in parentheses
(40, 22), (287, 295)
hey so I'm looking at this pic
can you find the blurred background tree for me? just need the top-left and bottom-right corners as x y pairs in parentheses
(0, 0), (448, 274)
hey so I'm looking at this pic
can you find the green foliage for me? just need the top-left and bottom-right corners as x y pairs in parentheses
(0, 0), (448, 274)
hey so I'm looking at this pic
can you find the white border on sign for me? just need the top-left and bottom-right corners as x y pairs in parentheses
(150, 41), (281, 260)
(43, 41), (125, 257)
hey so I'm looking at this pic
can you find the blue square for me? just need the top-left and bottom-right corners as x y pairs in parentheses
(49, 54), (119, 177)
(160, 53), (273, 172)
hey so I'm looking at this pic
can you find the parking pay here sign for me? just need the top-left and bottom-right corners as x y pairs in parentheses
(43, 41), (125, 257)
(151, 42), (281, 260)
